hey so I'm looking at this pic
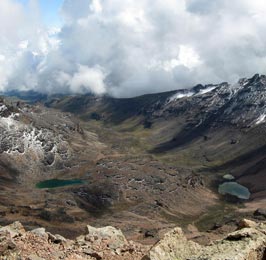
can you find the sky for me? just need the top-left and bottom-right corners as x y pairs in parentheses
(17, 0), (63, 26)
(1, 0), (266, 97)
(39, 0), (64, 26)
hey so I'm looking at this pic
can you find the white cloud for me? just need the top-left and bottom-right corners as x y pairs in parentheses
(178, 45), (201, 69)
(0, 55), (5, 62)
(150, 45), (202, 72)
(1, 0), (266, 96)
(117, 7), (152, 33)
(19, 41), (29, 50)
(90, 0), (103, 14)
(69, 65), (107, 94)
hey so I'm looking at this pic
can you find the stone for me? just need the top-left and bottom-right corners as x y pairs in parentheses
(28, 254), (45, 260)
(147, 227), (201, 260)
(189, 227), (266, 260)
(83, 248), (103, 260)
(254, 208), (266, 219)
(87, 225), (127, 250)
(47, 232), (66, 244)
(0, 221), (25, 238)
(144, 230), (156, 238)
(0, 238), (16, 254)
(238, 219), (257, 229)
(30, 228), (48, 240)
(146, 220), (266, 260)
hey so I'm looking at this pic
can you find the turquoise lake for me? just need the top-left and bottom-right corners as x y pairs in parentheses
(36, 179), (84, 189)
(218, 182), (250, 200)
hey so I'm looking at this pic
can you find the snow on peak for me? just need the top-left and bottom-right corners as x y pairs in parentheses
(169, 85), (218, 102)
(196, 86), (217, 96)
(169, 91), (194, 102)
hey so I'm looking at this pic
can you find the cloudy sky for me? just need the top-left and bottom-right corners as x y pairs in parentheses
(1, 0), (266, 97)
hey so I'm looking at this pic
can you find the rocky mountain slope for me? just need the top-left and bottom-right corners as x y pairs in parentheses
(0, 96), (219, 243)
(49, 73), (266, 208)
(0, 74), (265, 258)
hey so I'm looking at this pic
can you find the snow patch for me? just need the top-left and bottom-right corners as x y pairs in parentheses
(0, 105), (7, 112)
(0, 113), (19, 130)
(169, 86), (218, 102)
(255, 114), (266, 125)
(196, 86), (217, 96)
(169, 91), (194, 102)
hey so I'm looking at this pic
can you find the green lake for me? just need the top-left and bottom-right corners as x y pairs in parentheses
(36, 179), (84, 189)
(218, 182), (250, 200)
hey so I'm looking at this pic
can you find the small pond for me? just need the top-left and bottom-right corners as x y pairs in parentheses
(218, 182), (250, 200)
(36, 179), (84, 189)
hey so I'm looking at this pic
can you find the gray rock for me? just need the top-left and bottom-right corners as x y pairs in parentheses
(0, 221), (25, 238)
(47, 232), (66, 244)
(148, 227), (201, 260)
(86, 225), (127, 250)
(254, 208), (266, 219)
(30, 228), (48, 240)
(147, 220), (266, 260)
(189, 227), (266, 260)
(28, 254), (45, 260)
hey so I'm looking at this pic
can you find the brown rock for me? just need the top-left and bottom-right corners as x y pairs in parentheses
(238, 219), (257, 229)
(147, 227), (201, 260)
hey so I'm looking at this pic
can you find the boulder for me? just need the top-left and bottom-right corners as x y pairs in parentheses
(0, 221), (25, 238)
(86, 225), (127, 250)
(47, 232), (66, 244)
(147, 227), (201, 260)
(238, 219), (258, 229)
(254, 208), (266, 219)
(146, 220), (266, 260)
(30, 228), (48, 240)
(189, 227), (266, 260)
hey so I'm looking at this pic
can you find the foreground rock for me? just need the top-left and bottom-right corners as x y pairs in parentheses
(189, 228), (266, 260)
(0, 220), (265, 259)
(0, 222), (149, 260)
(147, 227), (201, 260)
(86, 225), (127, 250)
(145, 219), (266, 260)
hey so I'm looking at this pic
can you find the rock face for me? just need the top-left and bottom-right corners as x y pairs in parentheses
(0, 98), (105, 183)
(146, 219), (266, 260)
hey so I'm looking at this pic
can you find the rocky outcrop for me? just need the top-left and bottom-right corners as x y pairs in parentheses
(0, 222), (148, 260)
(0, 98), (105, 182)
(189, 228), (266, 260)
(0, 219), (265, 260)
(145, 219), (266, 260)
(147, 227), (201, 260)
(86, 225), (127, 250)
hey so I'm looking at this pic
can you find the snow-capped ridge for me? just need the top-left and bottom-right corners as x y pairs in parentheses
(163, 74), (266, 128)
